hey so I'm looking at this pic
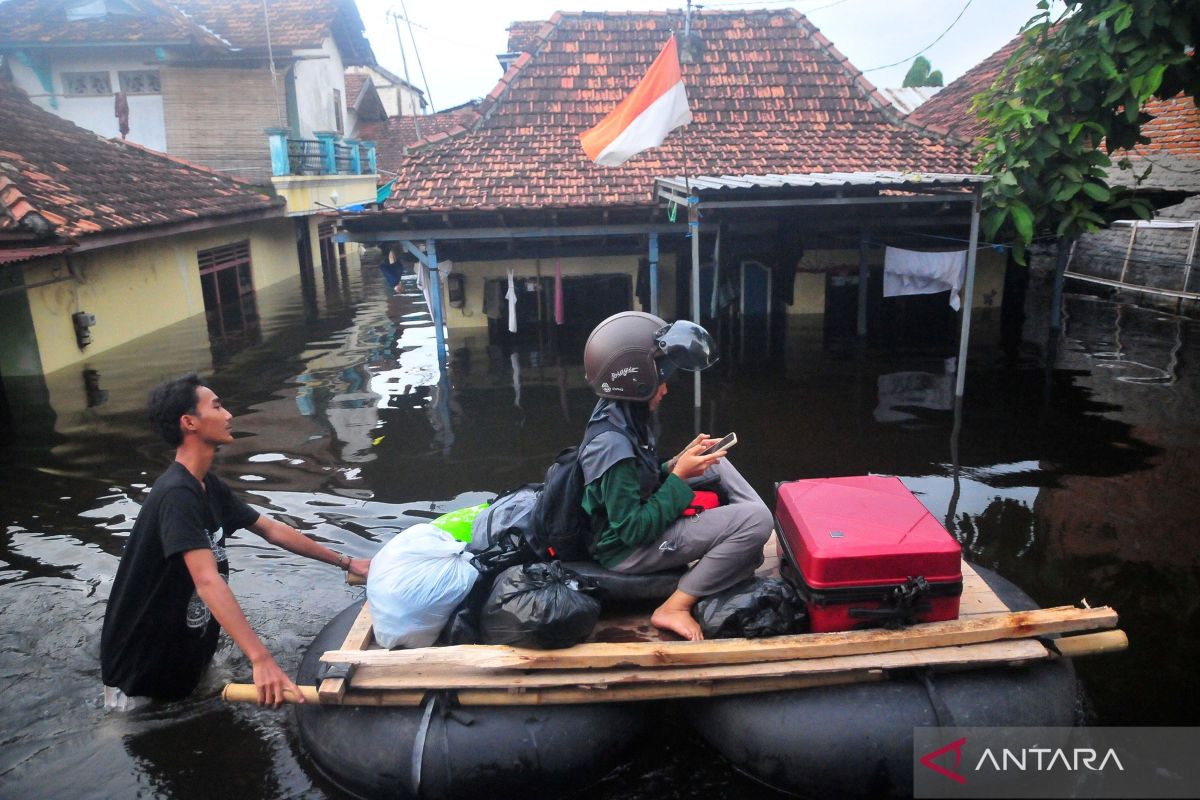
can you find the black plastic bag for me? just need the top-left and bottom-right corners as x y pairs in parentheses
(693, 577), (807, 639)
(480, 562), (601, 649)
(470, 528), (539, 578)
(436, 574), (494, 645)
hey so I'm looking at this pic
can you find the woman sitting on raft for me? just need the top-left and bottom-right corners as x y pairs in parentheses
(579, 312), (774, 641)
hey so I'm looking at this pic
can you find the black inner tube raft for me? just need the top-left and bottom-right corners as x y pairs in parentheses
(680, 566), (1082, 799)
(294, 600), (650, 800)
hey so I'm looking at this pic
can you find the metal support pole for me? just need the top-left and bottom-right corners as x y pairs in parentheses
(689, 198), (701, 411)
(425, 239), (448, 372)
(1049, 236), (1073, 335)
(954, 190), (981, 399)
(711, 223), (722, 318)
(856, 230), (870, 338)
(648, 233), (660, 317)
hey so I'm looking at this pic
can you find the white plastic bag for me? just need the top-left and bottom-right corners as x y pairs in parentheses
(367, 523), (480, 649)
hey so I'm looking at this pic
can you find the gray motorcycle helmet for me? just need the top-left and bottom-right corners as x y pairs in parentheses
(583, 311), (717, 401)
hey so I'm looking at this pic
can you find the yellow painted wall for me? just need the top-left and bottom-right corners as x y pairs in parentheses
(23, 218), (300, 375)
(271, 174), (378, 216)
(437, 252), (679, 329)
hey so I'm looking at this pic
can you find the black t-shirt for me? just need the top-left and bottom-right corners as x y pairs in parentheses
(101, 462), (259, 700)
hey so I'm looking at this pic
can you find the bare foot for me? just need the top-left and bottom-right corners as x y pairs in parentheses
(651, 605), (704, 641)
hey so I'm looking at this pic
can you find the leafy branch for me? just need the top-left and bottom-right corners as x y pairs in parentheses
(973, 0), (1199, 264)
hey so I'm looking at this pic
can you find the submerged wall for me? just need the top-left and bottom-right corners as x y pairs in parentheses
(19, 218), (300, 375)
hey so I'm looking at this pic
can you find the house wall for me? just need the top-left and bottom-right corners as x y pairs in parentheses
(786, 247), (1007, 313)
(19, 218), (298, 375)
(292, 37), (348, 138)
(161, 65), (287, 183)
(271, 174), (379, 215)
(347, 66), (424, 117)
(7, 48), (167, 151)
(438, 253), (679, 329)
(434, 245), (1004, 331)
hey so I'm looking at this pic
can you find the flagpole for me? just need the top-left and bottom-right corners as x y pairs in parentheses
(680, 0), (702, 418)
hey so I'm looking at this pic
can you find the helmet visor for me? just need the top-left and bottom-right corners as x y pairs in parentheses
(654, 320), (717, 373)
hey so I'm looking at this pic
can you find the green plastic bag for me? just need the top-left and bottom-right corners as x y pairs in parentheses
(431, 503), (488, 543)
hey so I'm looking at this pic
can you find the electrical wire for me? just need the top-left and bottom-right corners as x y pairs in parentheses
(862, 0), (975, 72)
(400, 0), (435, 111)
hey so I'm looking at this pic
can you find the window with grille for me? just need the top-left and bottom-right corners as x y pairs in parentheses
(62, 72), (112, 96)
(197, 241), (254, 315)
(118, 70), (160, 95)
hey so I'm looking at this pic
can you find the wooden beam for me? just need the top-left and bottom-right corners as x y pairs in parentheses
(318, 603), (374, 703)
(321, 605), (1116, 672)
(222, 671), (880, 707)
(342, 639), (1049, 692)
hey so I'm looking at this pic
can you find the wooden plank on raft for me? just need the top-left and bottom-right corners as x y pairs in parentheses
(318, 602), (374, 704)
(958, 561), (1010, 616)
(321, 605), (1116, 672)
(226, 628), (1124, 708)
(343, 639), (1050, 691)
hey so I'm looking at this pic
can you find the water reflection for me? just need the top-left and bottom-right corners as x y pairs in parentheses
(0, 257), (1198, 797)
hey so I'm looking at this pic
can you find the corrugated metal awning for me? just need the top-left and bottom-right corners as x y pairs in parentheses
(655, 171), (987, 198)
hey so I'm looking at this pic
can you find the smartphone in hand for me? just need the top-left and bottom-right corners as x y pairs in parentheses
(701, 432), (737, 456)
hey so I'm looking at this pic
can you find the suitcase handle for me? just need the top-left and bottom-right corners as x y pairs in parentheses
(847, 576), (931, 628)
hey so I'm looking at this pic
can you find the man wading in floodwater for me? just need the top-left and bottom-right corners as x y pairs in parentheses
(100, 374), (370, 709)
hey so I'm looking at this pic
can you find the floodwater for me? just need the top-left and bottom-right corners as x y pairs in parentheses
(1, 257), (1198, 799)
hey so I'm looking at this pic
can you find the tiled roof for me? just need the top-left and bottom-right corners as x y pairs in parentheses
(904, 32), (1023, 141)
(1133, 95), (1200, 159)
(0, 79), (281, 249)
(344, 73), (369, 107)
(358, 102), (482, 175)
(384, 10), (973, 214)
(0, 0), (374, 64)
(506, 20), (548, 54)
(906, 28), (1199, 159)
(0, 0), (226, 47)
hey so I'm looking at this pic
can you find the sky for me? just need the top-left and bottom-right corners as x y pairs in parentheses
(354, 0), (1053, 113)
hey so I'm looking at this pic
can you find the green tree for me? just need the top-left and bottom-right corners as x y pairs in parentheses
(974, 0), (1199, 266)
(902, 55), (944, 88)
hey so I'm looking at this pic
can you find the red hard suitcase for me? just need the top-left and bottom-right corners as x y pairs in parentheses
(775, 476), (962, 632)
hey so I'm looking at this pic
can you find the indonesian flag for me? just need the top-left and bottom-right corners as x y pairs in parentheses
(580, 35), (692, 167)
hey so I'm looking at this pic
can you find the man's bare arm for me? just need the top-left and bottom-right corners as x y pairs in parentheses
(181, 548), (303, 707)
(248, 516), (370, 578)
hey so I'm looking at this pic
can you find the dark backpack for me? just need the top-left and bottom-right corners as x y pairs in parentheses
(526, 420), (622, 561)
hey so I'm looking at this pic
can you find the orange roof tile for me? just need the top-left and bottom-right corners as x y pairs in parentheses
(0, 0), (374, 64)
(0, 79), (281, 248)
(382, 10), (974, 215)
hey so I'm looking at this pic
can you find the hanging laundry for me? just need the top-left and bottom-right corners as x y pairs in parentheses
(506, 268), (518, 333)
(554, 258), (565, 325)
(883, 247), (968, 310)
(114, 91), (129, 139)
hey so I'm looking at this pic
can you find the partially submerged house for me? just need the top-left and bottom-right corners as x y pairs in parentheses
(0, 78), (306, 387)
(907, 31), (1200, 303)
(344, 10), (1005, 348)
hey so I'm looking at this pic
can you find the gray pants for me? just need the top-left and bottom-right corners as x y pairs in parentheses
(612, 458), (773, 597)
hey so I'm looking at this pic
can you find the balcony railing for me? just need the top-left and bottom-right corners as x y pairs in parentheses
(266, 129), (377, 178)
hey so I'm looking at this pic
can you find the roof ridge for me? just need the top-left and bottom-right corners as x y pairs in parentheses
(406, 12), (566, 154)
(153, 0), (235, 50)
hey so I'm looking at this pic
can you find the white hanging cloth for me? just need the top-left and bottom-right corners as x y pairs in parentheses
(506, 269), (518, 333)
(883, 247), (968, 311)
